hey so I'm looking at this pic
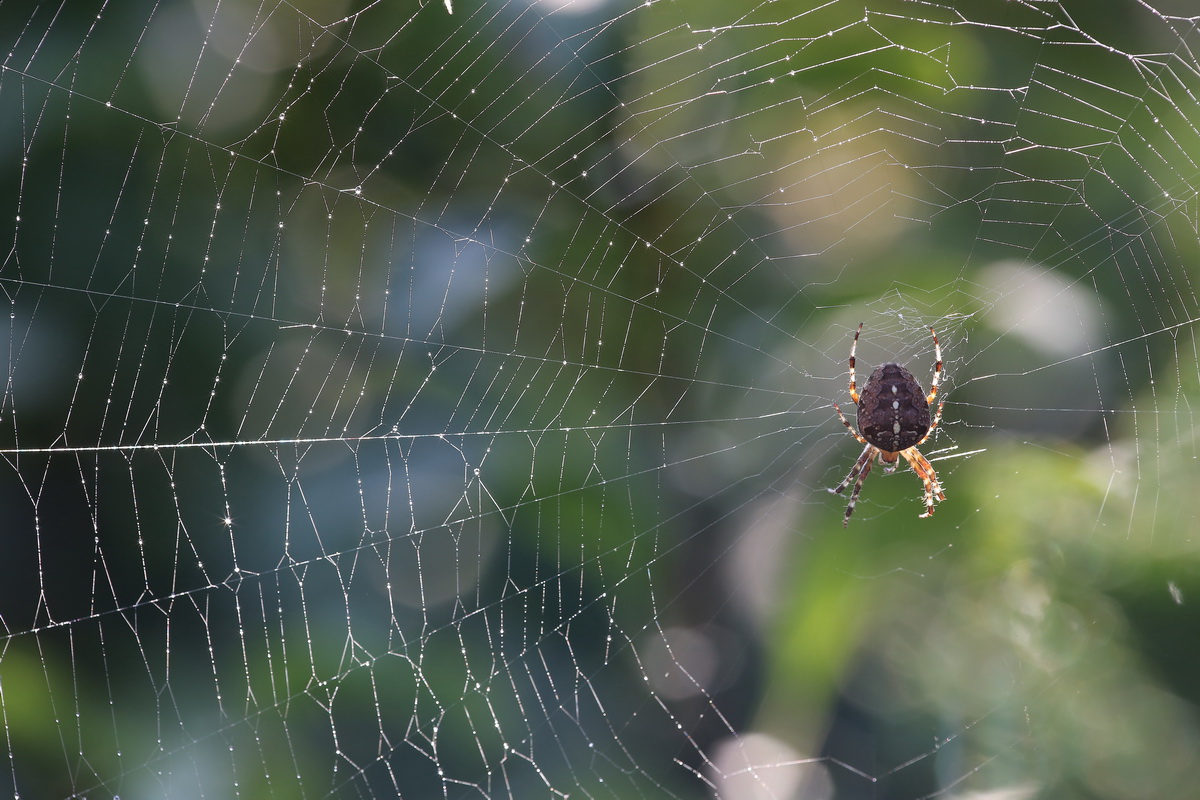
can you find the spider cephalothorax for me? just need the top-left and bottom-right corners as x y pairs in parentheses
(830, 323), (946, 526)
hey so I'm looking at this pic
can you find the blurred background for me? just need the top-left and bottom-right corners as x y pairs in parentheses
(1, 0), (1199, 797)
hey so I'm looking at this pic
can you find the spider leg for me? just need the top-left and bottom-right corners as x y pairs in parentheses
(847, 322), (863, 405)
(900, 447), (945, 518)
(926, 326), (942, 405)
(830, 443), (875, 527)
(842, 458), (874, 526)
(833, 402), (869, 446)
(832, 443), (873, 493)
(910, 328), (944, 516)
(913, 400), (945, 448)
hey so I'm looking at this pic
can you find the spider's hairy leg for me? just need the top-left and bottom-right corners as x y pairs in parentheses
(833, 402), (869, 446)
(843, 458), (873, 526)
(926, 326), (942, 405)
(831, 443), (873, 495)
(914, 400), (945, 448)
(847, 322), (864, 405)
(830, 444), (876, 527)
(900, 447), (945, 518)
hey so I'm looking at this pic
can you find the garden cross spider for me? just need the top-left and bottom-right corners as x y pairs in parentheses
(830, 323), (946, 526)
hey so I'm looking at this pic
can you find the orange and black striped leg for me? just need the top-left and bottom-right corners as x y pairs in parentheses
(926, 326), (942, 405)
(833, 402), (869, 446)
(900, 447), (945, 518)
(847, 322), (864, 405)
(914, 401), (945, 448)
(832, 443), (876, 526)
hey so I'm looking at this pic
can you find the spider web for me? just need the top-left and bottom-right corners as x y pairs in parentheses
(1, 0), (1199, 797)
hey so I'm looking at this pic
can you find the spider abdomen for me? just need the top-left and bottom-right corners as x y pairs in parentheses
(856, 363), (931, 453)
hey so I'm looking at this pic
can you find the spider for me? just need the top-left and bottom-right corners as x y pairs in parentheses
(829, 322), (946, 526)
